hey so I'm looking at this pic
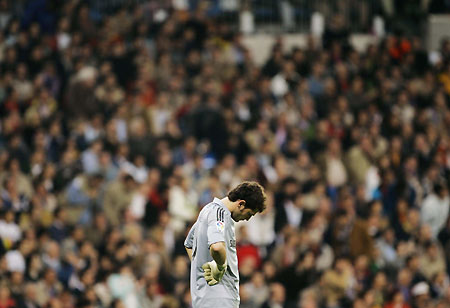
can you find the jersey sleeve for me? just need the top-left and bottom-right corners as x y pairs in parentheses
(207, 206), (226, 247)
(184, 221), (197, 249)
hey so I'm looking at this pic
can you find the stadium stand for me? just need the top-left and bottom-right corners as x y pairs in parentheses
(0, 1), (449, 308)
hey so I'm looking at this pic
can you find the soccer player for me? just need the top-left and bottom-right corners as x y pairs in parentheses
(184, 181), (267, 307)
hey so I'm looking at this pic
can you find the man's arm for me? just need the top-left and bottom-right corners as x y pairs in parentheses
(209, 242), (226, 266)
(203, 207), (228, 285)
(186, 247), (193, 261)
(184, 222), (197, 261)
(203, 241), (227, 285)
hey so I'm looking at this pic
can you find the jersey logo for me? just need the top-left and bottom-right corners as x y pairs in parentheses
(216, 208), (225, 232)
(216, 221), (225, 233)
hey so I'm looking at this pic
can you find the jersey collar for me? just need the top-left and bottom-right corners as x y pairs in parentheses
(213, 197), (231, 215)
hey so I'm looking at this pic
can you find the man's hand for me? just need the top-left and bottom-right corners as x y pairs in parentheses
(202, 260), (227, 286)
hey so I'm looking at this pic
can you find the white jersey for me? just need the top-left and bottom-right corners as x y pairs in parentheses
(184, 198), (239, 308)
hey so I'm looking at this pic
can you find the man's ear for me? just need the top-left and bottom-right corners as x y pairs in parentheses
(239, 200), (246, 208)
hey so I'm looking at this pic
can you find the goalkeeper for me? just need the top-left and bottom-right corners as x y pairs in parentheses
(184, 181), (267, 307)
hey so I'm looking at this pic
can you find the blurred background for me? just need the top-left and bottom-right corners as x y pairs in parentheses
(0, 1), (449, 308)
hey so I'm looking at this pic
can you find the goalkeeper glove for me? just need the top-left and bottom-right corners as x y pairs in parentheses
(202, 260), (227, 286)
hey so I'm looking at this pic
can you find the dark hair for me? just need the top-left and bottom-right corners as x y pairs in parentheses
(406, 253), (418, 266)
(434, 183), (446, 195)
(228, 181), (267, 213)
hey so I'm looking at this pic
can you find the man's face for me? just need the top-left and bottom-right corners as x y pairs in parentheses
(439, 188), (448, 199)
(232, 205), (258, 222)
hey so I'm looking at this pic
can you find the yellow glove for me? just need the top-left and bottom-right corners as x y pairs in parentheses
(202, 260), (227, 286)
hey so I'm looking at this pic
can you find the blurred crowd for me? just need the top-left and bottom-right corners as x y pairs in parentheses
(0, 1), (449, 308)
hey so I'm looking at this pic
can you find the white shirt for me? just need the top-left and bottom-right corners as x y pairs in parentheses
(168, 185), (198, 233)
(6, 250), (25, 272)
(129, 192), (147, 220)
(284, 200), (302, 227)
(327, 157), (348, 187)
(421, 194), (450, 238)
(0, 220), (22, 242)
(237, 211), (276, 247)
